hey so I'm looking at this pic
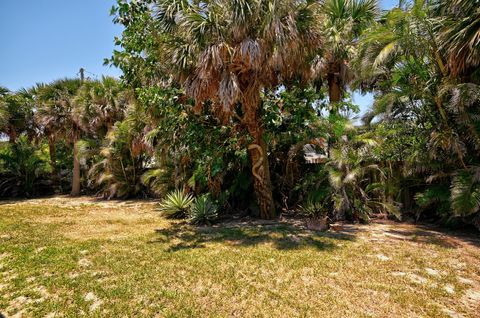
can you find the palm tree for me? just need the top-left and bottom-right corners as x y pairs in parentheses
(355, 0), (479, 165)
(326, 122), (400, 221)
(434, 0), (480, 79)
(73, 76), (130, 137)
(35, 79), (83, 196)
(0, 86), (9, 97)
(86, 112), (147, 199)
(153, 0), (321, 219)
(73, 77), (138, 198)
(0, 89), (34, 144)
(315, 0), (377, 105)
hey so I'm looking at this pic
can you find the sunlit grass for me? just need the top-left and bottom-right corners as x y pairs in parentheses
(1, 198), (479, 317)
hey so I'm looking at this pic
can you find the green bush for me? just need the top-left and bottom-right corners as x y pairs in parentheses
(299, 200), (328, 219)
(189, 195), (219, 225)
(0, 138), (51, 197)
(158, 190), (194, 219)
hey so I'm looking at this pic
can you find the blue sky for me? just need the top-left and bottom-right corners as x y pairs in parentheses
(0, 0), (399, 112)
(0, 0), (122, 90)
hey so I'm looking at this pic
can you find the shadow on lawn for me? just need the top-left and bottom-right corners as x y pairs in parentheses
(151, 222), (357, 252)
(383, 227), (480, 249)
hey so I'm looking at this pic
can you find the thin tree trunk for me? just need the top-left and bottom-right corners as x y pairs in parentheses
(48, 138), (57, 174)
(242, 86), (276, 219)
(71, 136), (81, 196)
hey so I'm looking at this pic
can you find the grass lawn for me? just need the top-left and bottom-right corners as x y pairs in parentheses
(1, 197), (479, 318)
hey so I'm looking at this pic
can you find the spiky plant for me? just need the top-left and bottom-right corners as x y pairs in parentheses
(159, 190), (194, 219)
(189, 195), (219, 225)
(299, 200), (328, 219)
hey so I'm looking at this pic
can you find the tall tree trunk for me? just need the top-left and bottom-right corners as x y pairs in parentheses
(328, 72), (341, 104)
(248, 135), (276, 219)
(242, 86), (276, 219)
(327, 61), (342, 104)
(71, 136), (81, 196)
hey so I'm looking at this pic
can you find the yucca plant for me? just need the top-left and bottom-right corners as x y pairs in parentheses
(189, 195), (219, 226)
(299, 200), (328, 219)
(299, 200), (329, 231)
(158, 190), (194, 219)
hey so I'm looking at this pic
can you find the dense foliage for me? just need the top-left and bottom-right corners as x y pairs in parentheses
(1, 0), (479, 229)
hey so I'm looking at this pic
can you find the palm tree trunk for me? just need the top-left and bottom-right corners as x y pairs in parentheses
(71, 136), (81, 196)
(248, 136), (276, 219)
(243, 87), (276, 219)
(328, 72), (341, 104)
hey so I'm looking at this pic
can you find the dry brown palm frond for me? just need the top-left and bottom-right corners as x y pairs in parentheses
(237, 38), (263, 71)
(197, 45), (225, 79)
(185, 73), (220, 110)
(218, 71), (241, 112)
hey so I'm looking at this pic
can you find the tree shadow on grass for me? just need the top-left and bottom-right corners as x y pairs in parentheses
(383, 226), (480, 249)
(150, 222), (357, 252)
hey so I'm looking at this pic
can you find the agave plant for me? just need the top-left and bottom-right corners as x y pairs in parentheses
(158, 190), (194, 219)
(299, 200), (328, 219)
(189, 195), (219, 226)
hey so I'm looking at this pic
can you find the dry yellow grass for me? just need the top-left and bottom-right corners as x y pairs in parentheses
(0, 196), (479, 317)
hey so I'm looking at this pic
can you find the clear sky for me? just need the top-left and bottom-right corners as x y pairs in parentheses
(0, 0), (399, 112)
(0, 0), (122, 90)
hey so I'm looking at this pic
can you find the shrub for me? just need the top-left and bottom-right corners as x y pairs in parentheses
(299, 200), (328, 219)
(189, 195), (219, 225)
(0, 138), (51, 198)
(158, 190), (194, 218)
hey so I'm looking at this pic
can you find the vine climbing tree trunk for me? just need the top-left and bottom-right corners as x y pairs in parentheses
(247, 137), (275, 219)
(242, 84), (276, 220)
